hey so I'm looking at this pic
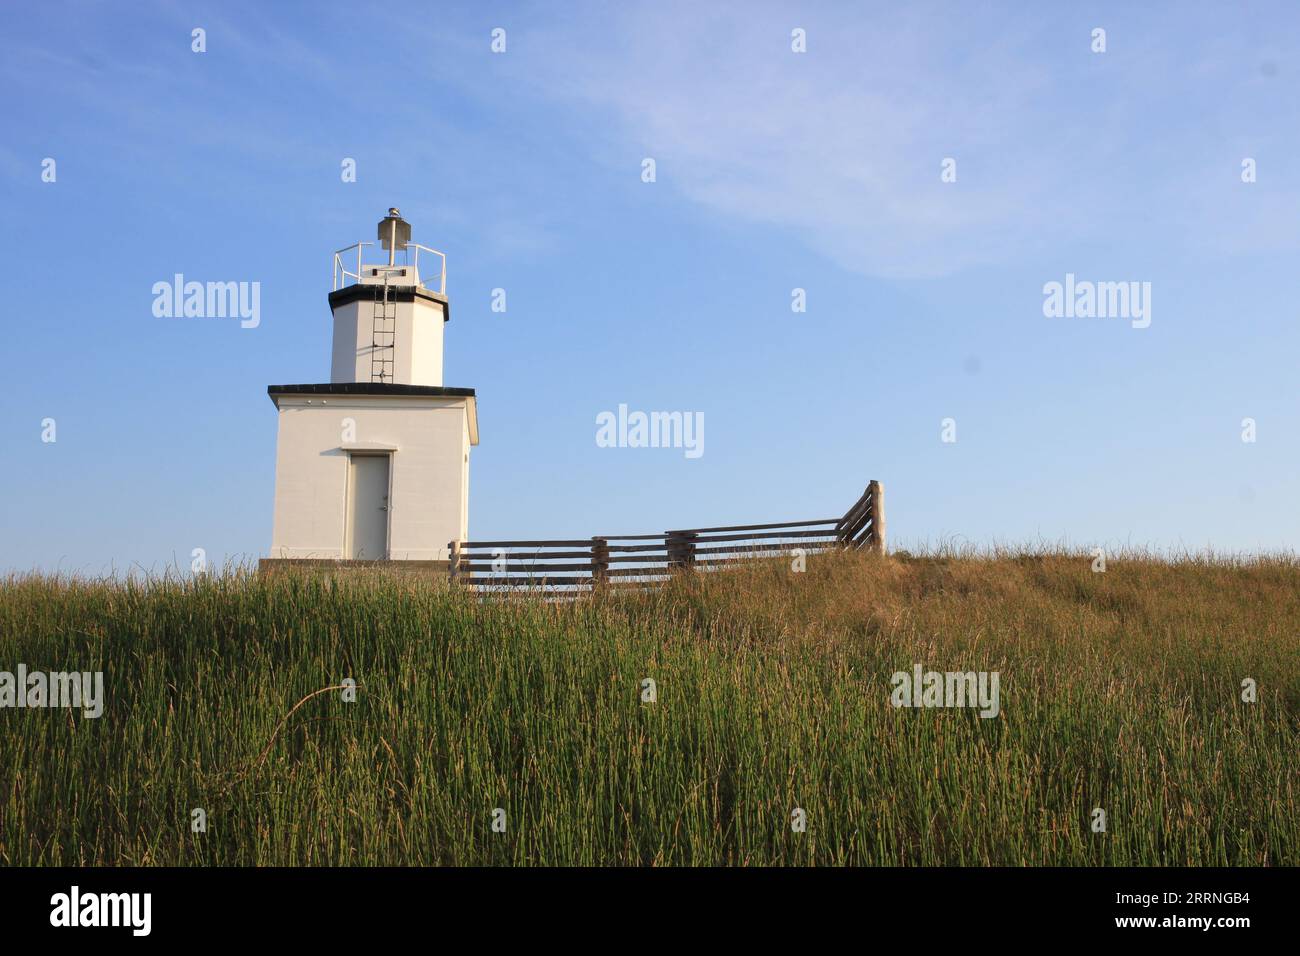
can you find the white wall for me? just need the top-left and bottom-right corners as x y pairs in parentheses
(329, 296), (446, 386)
(269, 394), (472, 560)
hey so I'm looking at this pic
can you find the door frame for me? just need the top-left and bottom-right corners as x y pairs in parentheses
(343, 451), (394, 560)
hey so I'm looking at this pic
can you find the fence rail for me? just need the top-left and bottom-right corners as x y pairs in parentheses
(449, 480), (883, 592)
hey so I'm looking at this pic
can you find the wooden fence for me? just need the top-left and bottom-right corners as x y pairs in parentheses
(449, 480), (884, 592)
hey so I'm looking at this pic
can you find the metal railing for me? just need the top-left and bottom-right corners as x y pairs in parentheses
(333, 241), (370, 290)
(332, 241), (447, 294)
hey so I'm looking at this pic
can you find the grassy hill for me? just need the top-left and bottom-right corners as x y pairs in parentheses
(1, 550), (1296, 865)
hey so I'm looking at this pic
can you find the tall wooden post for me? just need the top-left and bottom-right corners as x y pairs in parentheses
(449, 540), (461, 584)
(591, 536), (609, 588)
(868, 481), (886, 555)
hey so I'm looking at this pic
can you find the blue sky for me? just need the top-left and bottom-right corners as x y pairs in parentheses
(2, 0), (1299, 574)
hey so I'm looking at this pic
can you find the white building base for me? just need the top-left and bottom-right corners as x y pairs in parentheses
(267, 384), (478, 562)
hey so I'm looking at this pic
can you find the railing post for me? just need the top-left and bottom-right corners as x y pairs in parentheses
(591, 536), (609, 589)
(868, 481), (886, 555)
(667, 531), (697, 572)
(449, 540), (461, 584)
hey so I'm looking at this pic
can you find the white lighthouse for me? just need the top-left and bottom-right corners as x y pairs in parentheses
(265, 209), (478, 564)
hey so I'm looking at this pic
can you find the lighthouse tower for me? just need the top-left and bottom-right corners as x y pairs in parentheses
(265, 209), (478, 563)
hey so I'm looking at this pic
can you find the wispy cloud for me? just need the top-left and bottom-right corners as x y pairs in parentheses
(500, 1), (1300, 277)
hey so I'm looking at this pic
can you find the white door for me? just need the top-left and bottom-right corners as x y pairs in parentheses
(347, 454), (389, 559)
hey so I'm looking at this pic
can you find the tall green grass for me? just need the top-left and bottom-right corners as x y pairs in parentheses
(1, 550), (1296, 865)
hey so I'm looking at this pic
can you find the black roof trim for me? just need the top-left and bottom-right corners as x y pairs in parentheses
(328, 283), (450, 321)
(268, 383), (475, 398)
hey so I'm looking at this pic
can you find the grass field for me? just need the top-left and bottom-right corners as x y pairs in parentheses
(1, 550), (1296, 866)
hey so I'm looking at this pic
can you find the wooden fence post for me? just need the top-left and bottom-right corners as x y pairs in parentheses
(667, 531), (698, 571)
(868, 481), (886, 555)
(449, 540), (461, 584)
(591, 537), (609, 588)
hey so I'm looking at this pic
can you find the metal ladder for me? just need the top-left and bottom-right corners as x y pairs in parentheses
(371, 277), (395, 383)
